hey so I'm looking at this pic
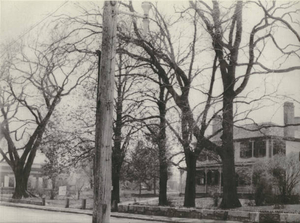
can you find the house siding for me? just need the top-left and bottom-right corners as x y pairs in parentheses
(286, 140), (300, 155)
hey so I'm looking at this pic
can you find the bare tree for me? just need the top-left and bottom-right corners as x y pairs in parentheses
(190, 0), (300, 208)
(144, 78), (170, 206)
(134, 72), (172, 206)
(0, 33), (92, 199)
(118, 1), (222, 207)
(111, 50), (145, 207)
(52, 6), (146, 211)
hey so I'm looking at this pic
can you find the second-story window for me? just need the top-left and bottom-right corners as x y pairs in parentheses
(240, 139), (266, 158)
(254, 139), (266, 157)
(196, 171), (205, 185)
(273, 139), (285, 155)
(240, 141), (252, 158)
(207, 170), (219, 185)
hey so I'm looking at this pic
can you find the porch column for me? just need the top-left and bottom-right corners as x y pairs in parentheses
(218, 168), (222, 193)
(4, 176), (9, 187)
(250, 165), (254, 193)
(270, 139), (273, 158)
(204, 168), (207, 194)
(266, 139), (269, 158)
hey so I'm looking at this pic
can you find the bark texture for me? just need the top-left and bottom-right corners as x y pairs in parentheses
(157, 82), (168, 206)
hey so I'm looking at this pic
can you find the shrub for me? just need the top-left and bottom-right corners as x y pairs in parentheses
(252, 153), (300, 206)
(270, 154), (300, 203)
(211, 192), (220, 207)
(252, 160), (275, 206)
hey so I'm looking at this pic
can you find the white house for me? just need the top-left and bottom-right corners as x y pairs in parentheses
(179, 102), (300, 195)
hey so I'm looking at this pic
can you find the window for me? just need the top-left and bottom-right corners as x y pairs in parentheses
(254, 139), (266, 157)
(207, 170), (219, 185)
(240, 139), (267, 158)
(196, 171), (205, 185)
(207, 171), (212, 185)
(273, 139), (285, 155)
(240, 141), (252, 158)
(213, 171), (220, 185)
(8, 177), (14, 188)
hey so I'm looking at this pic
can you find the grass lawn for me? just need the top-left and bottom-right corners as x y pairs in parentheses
(2, 191), (300, 214)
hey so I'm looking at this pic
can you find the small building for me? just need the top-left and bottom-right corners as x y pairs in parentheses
(194, 102), (300, 196)
(0, 162), (47, 194)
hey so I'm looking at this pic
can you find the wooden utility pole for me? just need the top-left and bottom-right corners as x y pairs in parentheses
(93, 1), (117, 223)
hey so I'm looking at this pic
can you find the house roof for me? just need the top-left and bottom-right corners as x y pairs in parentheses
(233, 122), (284, 140)
(211, 122), (285, 142)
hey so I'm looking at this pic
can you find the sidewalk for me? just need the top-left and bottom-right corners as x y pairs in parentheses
(0, 201), (241, 223)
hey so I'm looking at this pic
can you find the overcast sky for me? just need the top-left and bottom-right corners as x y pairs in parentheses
(1, 0), (300, 125)
(1, 1), (64, 43)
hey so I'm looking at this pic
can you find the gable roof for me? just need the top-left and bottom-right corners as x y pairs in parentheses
(211, 122), (284, 142)
(233, 122), (284, 140)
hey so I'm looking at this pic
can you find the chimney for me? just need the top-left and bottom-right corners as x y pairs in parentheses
(284, 102), (295, 138)
(212, 115), (222, 135)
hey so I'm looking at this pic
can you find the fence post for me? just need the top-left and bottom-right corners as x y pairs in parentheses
(65, 198), (69, 208)
(81, 199), (86, 210)
(111, 200), (118, 212)
(42, 198), (46, 206)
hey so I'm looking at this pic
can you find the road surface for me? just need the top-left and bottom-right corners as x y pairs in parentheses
(0, 206), (162, 223)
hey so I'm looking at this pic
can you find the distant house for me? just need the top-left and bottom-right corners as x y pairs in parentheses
(0, 151), (50, 194)
(179, 102), (300, 195)
(194, 102), (300, 195)
(0, 162), (47, 194)
(0, 158), (90, 197)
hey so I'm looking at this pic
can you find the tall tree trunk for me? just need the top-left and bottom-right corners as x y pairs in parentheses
(181, 101), (198, 208)
(12, 150), (37, 199)
(219, 94), (241, 208)
(111, 47), (125, 208)
(157, 86), (168, 205)
(111, 168), (120, 211)
(111, 109), (124, 208)
(184, 151), (196, 207)
(50, 177), (56, 200)
(158, 158), (168, 205)
(13, 166), (30, 199)
(111, 140), (123, 206)
(153, 177), (156, 195)
(111, 162), (121, 204)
